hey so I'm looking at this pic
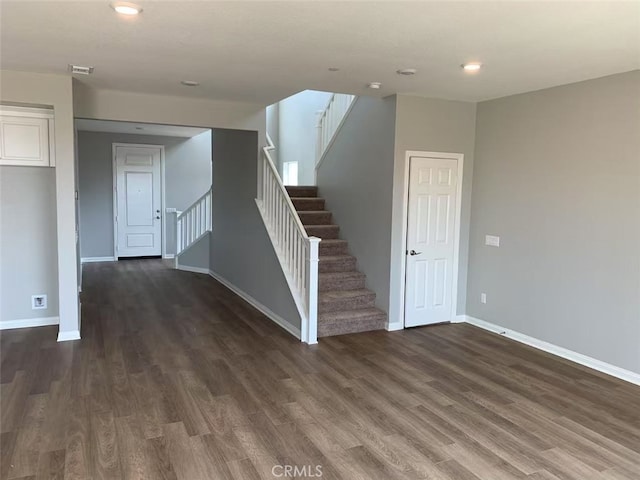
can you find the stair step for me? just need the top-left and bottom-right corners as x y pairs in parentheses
(305, 224), (340, 239)
(318, 255), (357, 273)
(319, 289), (376, 313)
(298, 211), (332, 225)
(318, 239), (348, 256)
(286, 186), (318, 198)
(318, 308), (387, 337)
(319, 272), (366, 292)
(284, 186), (388, 338)
(291, 197), (325, 211)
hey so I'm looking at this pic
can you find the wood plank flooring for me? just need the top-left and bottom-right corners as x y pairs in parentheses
(1, 259), (639, 479)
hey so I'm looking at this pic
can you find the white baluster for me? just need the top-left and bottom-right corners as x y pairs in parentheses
(177, 218), (182, 253)
(196, 203), (200, 239)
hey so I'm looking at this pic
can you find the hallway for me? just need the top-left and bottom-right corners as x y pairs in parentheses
(1, 260), (639, 479)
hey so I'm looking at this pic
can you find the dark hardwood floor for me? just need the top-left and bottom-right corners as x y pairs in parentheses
(1, 259), (639, 479)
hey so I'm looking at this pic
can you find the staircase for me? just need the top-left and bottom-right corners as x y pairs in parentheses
(286, 185), (387, 337)
(175, 188), (212, 256)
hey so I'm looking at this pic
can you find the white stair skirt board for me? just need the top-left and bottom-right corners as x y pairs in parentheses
(0, 316), (59, 330)
(176, 264), (210, 275)
(462, 315), (640, 387)
(208, 270), (302, 340)
(57, 329), (81, 342)
(81, 256), (116, 263)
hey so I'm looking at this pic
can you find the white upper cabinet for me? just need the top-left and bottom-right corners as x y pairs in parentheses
(0, 106), (55, 167)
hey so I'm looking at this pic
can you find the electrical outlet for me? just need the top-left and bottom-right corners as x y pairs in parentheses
(480, 293), (487, 304)
(32, 294), (47, 310)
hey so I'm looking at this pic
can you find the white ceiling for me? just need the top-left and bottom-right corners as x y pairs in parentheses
(1, 1), (639, 105)
(76, 118), (209, 137)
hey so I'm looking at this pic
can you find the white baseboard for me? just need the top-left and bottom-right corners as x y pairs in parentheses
(0, 316), (59, 330)
(208, 270), (301, 340)
(386, 322), (403, 331)
(452, 314), (467, 323)
(81, 256), (115, 263)
(176, 264), (210, 275)
(462, 315), (640, 387)
(57, 329), (81, 342)
(163, 254), (175, 259)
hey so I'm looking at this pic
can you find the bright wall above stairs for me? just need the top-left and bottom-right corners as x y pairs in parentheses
(267, 90), (333, 185)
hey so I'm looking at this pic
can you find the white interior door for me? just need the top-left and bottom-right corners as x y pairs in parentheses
(115, 145), (162, 258)
(405, 156), (458, 327)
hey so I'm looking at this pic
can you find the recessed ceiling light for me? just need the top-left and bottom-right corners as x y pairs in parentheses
(462, 63), (482, 72)
(111, 2), (142, 15)
(328, 67), (340, 72)
(368, 82), (382, 89)
(396, 68), (417, 76)
(181, 80), (200, 87)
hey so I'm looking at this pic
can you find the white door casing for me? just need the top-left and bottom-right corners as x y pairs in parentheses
(114, 144), (163, 257)
(404, 156), (459, 327)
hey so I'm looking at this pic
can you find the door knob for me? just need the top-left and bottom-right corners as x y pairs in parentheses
(409, 250), (422, 256)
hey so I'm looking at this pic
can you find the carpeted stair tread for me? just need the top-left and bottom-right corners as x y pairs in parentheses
(318, 308), (387, 337)
(318, 239), (349, 255)
(319, 289), (376, 313)
(318, 255), (358, 273)
(285, 186), (318, 198)
(298, 211), (332, 225)
(319, 271), (366, 291)
(305, 224), (340, 239)
(320, 289), (375, 301)
(291, 197), (325, 211)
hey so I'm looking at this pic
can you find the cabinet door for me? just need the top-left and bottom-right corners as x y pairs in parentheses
(0, 115), (50, 166)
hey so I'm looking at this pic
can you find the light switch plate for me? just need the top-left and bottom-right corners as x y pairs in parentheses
(485, 235), (500, 247)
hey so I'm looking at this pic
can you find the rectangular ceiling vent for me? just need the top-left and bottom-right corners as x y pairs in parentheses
(68, 64), (94, 75)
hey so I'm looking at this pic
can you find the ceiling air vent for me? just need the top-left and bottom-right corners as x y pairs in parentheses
(68, 64), (94, 75)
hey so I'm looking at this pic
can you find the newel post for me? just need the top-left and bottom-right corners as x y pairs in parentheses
(306, 236), (321, 344)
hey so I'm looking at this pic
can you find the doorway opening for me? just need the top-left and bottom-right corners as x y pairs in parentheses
(75, 119), (212, 266)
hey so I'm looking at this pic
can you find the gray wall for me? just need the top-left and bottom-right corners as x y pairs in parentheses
(278, 90), (333, 185)
(389, 95), (477, 326)
(77, 130), (212, 259)
(0, 167), (59, 322)
(317, 96), (397, 313)
(210, 129), (302, 331)
(468, 71), (640, 374)
(178, 232), (210, 271)
(1, 71), (79, 334)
